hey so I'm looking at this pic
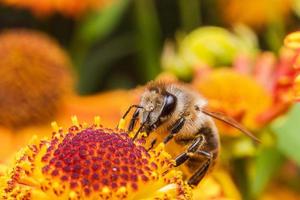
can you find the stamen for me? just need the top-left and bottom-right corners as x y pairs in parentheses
(94, 116), (101, 127)
(71, 116), (79, 126)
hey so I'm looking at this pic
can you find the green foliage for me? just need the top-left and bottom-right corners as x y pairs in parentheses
(134, 0), (161, 81)
(250, 147), (284, 198)
(178, 0), (201, 32)
(272, 104), (300, 165)
(74, 0), (130, 46)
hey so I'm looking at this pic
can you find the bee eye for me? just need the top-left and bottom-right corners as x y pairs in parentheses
(160, 93), (177, 117)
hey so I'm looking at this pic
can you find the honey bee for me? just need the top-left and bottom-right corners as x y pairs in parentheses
(121, 81), (259, 186)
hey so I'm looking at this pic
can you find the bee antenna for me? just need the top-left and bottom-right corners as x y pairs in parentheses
(122, 105), (144, 119)
(116, 105), (144, 129)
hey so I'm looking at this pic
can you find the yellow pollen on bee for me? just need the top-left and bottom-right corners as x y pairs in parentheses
(71, 116), (79, 127)
(118, 118), (126, 130)
(94, 116), (101, 127)
(140, 132), (147, 138)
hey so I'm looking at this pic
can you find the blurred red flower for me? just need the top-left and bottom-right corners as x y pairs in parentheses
(2, 0), (113, 17)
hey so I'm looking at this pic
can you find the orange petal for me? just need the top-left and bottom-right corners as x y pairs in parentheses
(192, 169), (241, 200)
(0, 127), (14, 163)
(57, 90), (140, 128)
(294, 74), (300, 101)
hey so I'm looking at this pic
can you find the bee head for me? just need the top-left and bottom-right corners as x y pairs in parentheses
(139, 87), (177, 130)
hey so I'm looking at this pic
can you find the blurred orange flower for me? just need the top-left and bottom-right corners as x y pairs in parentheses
(218, 0), (292, 30)
(1, 0), (113, 17)
(192, 169), (241, 200)
(283, 31), (300, 101)
(0, 118), (191, 199)
(0, 29), (73, 129)
(57, 90), (139, 128)
(193, 68), (272, 135)
(233, 49), (300, 124)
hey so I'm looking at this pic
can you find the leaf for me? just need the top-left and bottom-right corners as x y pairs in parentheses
(70, 0), (130, 69)
(250, 147), (284, 198)
(271, 104), (300, 165)
(75, 0), (130, 45)
(78, 34), (137, 94)
(178, 0), (201, 32)
(134, 0), (161, 81)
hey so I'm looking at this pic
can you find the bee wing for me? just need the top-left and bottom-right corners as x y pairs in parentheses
(202, 108), (260, 143)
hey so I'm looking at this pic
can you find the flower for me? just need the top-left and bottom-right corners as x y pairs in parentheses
(0, 89), (140, 163)
(57, 90), (140, 128)
(192, 169), (241, 200)
(1, 0), (113, 18)
(0, 29), (73, 128)
(0, 117), (191, 199)
(194, 68), (272, 135)
(0, 128), (14, 164)
(218, 0), (292, 30)
(283, 31), (300, 101)
(161, 26), (258, 80)
(232, 48), (300, 124)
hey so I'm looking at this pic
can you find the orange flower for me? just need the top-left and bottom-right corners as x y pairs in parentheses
(283, 31), (300, 101)
(0, 118), (191, 199)
(192, 169), (241, 200)
(0, 116), (244, 200)
(0, 29), (73, 128)
(233, 50), (299, 124)
(0, 128), (14, 164)
(218, 0), (292, 30)
(57, 90), (140, 128)
(295, 75), (300, 101)
(1, 0), (113, 18)
(194, 68), (272, 135)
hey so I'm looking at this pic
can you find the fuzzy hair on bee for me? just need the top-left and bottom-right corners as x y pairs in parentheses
(121, 80), (259, 186)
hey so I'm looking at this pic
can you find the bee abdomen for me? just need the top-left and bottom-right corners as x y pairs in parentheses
(198, 126), (219, 158)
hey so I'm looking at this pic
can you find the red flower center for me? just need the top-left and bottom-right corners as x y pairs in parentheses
(41, 126), (156, 195)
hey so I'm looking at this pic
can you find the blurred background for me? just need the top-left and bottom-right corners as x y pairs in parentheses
(0, 0), (300, 199)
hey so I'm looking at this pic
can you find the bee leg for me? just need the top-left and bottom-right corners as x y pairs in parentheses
(128, 108), (140, 131)
(174, 135), (205, 167)
(118, 105), (142, 129)
(163, 117), (186, 144)
(187, 150), (212, 186)
(147, 138), (157, 151)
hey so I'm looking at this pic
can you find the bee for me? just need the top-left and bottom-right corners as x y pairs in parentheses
(121, 81), (259, 186)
